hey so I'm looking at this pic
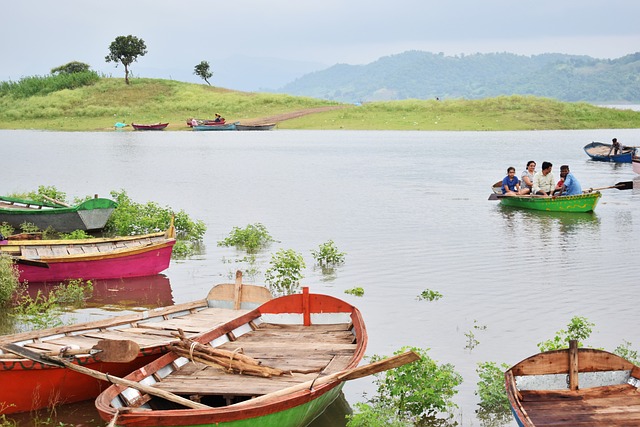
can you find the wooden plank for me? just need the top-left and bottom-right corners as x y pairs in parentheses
(43, 335), (101, 348)
(35, 247), (54, 257)
(82, 330), (169, 346)
(569, 340), (579, 390)
(257, 323), (351, 332)
(21, 247), (39, 258)
(234, 330), (355, 344)
(80, 245), (99, 254)
(51, 246), (68, 256)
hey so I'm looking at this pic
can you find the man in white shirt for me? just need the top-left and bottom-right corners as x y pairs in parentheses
(532, 161), (555, 196)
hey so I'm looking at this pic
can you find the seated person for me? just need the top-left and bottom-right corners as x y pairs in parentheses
(519, 160), (536, 195)
(501, 167), (521, 196)
(532, 161), (555, 196)
(555, 165), (582, 196)
(214, 113), (223, 123)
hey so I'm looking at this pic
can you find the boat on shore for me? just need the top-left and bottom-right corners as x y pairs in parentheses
(583, 141), (635, 163)
(1, 227), (176, 283)
(0, 196), (116, 233)
(505, 340), (640, 426)
(131, 123), (169, 131)
(236, 123), (276, 131)
(192, 122), (239, 131)
(186, 118), (225, 127)
(95, 287), (367, 427)
(0, 273), (272, 414)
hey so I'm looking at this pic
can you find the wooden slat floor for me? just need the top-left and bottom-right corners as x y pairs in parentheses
(154, 323), (357, 397)
(521, 385), (640, 426)
(19, 235), (166, 258)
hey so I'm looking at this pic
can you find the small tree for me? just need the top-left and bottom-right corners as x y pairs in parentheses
(51, 61), (91, 75)
(105, 35), (148, 84)
(194, 61), (213, 86)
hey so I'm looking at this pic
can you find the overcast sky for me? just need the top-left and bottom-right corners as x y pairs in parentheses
(3, 0), (639, 89)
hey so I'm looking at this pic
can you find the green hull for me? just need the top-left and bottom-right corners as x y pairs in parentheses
(499, 192), (601, 212)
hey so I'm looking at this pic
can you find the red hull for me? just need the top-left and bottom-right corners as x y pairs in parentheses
(131, 123), (169, 130)
(16, 242), (175, 283)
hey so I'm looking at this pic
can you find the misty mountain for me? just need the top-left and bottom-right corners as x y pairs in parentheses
(276, 51), (640, 104)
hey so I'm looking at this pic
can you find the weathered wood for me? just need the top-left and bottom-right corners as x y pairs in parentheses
(569, 340), (579, 391)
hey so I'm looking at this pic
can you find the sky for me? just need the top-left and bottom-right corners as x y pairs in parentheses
(3, 0), (640, 91)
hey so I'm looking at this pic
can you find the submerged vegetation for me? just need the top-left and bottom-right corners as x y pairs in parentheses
(0, 76), (639, 131)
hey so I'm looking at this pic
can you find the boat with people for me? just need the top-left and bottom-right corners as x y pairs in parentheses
(0, 195), (116, 233)
(583, 141), (635, 163)
(131, 122), (169, 131)
(1, 226), (177, 283)
(494, 192), (602, 213)
(0, 273), (272, 415)
(505, 340), (640, 426)
(95, 287), (369, 427)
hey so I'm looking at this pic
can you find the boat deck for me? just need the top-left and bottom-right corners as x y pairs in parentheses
(520, 385), (640, 426)
(154, 322), (357, 398)
(10, 235), (168, 258)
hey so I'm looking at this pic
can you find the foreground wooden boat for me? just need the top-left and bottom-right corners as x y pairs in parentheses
(95, 287), (367, 427)
(1, 228), (176, 283)
(0, 196), (116, 233)
(192, 122), (238, 131)
(236, 123), (276, 131)
(496, 192), (602, 213)
(583, 141), (635, 163)
(505, 340), (640, 427)
(0, 274), (272, 414)
(131, 123), (169, 131)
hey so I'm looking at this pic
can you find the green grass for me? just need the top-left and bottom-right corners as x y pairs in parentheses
(1, 77), (639, 131)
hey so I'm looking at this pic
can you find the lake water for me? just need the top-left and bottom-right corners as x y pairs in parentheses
(3, 128), (640, 426)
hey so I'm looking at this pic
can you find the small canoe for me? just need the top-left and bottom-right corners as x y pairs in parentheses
(583, 141), (635, 163)
(95, 287), (367, 427)
(0, 196), (117, 233)
(496, 192), (601, 213)
(132, 122), (169, 131)
(236, 123), (276, 131)
(505, 340), (640, 427)
(1, 227), (176, 283)
(192, 122), (238, 131)
(0, 273), (272, 415)
(633, 156), (640, 174)
(186, 118), (225, 127)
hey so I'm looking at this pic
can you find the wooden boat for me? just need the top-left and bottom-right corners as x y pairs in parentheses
(633, 155), (640, 174)
(0, 274), (272, 414)
(192, 122), (239, 131)
(186, 118), (225, 127)
(236, 123), (276, 131)
(505, 340), (640, 426)
(0, 227), (176, 283)
(95, 287), (367, 427)
(131, 123), (169, 131)
(583, 141), (635, 163)
(496, 192), (602, 213)
(0, 195), (117, 233)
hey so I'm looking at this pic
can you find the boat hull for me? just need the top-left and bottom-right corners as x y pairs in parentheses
(15, 241), (175, 282)
(499, 192), (601, 212)
(192, 122), (238, 131)
(132, 123), (169, 131)
(0, 197), (116, 233)
(236, 123), (276, 131)
(583, 141), (635, 163)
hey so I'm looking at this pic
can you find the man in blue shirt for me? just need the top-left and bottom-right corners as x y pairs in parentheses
(557, 165), (582, 196)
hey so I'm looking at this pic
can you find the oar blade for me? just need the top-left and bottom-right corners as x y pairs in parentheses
(615, 181), (634, 190)
(93, 339), (140, 363)
(338, 350), (420, 381)
(11, 256), (49, 268)
(0, 343), (63, 367)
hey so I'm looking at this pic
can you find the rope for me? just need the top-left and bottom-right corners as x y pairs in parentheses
(189, 342), (198, 362)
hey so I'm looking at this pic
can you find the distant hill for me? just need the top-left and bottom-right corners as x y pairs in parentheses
(277, 51), (640, 104)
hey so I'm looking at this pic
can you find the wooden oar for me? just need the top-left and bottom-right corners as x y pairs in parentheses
(9, 255), (49, 268)
(230, 350), (420, 408)
(585, 181), (633, 192)
(0, 339), (140, 362)
(0, 342), (209, 410)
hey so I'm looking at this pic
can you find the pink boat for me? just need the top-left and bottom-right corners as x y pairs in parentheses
(1, 228), (176, 283)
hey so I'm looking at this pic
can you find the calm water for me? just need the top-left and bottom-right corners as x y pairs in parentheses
(3, 128), (640, 426)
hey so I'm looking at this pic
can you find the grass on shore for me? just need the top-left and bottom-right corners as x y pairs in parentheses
(0, 77), (639, 131)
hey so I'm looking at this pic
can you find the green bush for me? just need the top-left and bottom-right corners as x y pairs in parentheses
(264, 249), (306, 297)
(0, 255), (20, 306)
(311, 240), (345, 266)
(217, 223), (275, 253)
(537, 316), (595, 352)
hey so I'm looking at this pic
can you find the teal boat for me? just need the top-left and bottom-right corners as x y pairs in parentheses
(0, 196), (117, 232)
(497, 192), (602, 213)
(95, 288), (368, 427)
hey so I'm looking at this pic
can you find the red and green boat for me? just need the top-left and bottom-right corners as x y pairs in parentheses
(497, 192), (602, 213)
(95, 288), (367, 427)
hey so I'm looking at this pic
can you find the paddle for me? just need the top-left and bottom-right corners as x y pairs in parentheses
(9, 255), (49, 268)
(1, 339), (140, 363)
(0, 341), (209, 410)
(585, 181), (633, 192)
(230, 350), (420, 408)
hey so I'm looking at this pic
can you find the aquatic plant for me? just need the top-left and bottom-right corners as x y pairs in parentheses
(217, 223), (275, 253)
(264, 249), (305, 297)
(311, 240), (345, 266)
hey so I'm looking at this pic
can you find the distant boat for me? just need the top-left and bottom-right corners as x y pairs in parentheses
(131, 122), (169, 131)
(583, 141), (635, 163)
(0, 196), (116, 233)
(236, 123), (276, 131)
(506, 340), (640, 427)
(186, 118), (225, 127)
(192, 122), (238, 131)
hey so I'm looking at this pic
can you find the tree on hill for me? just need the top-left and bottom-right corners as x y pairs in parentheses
(51, 61), (91, 75)
(194, 61), (213, 85)
(105, 35), (148, 85)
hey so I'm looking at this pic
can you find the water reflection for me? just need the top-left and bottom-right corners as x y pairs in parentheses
(497, 205), (600, 235)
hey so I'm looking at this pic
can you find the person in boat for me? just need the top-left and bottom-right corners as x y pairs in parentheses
(555, 165), (582, 196)
(519, 160), (536, 195)
(214, 113), (224, 123)
(611, 137), (621, 155)
(501, 167), (521, 196)
(532, 161), (555, 196)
